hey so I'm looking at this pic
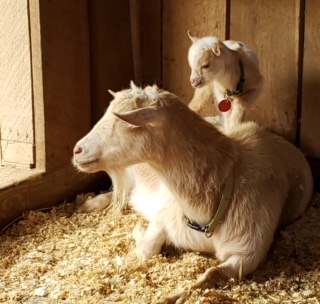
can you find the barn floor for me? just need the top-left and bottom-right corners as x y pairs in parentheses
(1, 193), (320, 304)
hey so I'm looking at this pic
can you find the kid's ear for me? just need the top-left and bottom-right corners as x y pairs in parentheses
(212, 42), (222, 56)
(187, 30), (198, 43)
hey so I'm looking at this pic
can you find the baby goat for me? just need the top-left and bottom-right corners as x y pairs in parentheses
(188, 33), (264, 132)
(73, 83), (312, 293)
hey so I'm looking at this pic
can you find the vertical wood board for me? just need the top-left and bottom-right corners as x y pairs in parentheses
(36, 0), (91, 171)
(162, 0), (227, 102)
(28, 0), (46, 169)
(230, 0), (301, 142)
(300, 0), (320, 158)
(0, 0), (34, 166)
(130, 0), (162, 86)
(89, 0), (134, 124)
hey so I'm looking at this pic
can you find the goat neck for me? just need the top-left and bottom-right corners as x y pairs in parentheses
(214, 47), (242, 95)
(150, 111), (237, 226)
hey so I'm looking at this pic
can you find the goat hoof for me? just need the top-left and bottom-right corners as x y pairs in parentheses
(193, 267), (226, 290)
(132, 220), (146, 244)
(79, 193), (112, 213)
(134, 247), (149, 261)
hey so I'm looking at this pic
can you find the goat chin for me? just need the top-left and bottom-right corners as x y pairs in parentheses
(73, 83), (313, 292)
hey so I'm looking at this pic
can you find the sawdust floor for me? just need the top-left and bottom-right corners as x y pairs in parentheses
(1, 193), (320, 304)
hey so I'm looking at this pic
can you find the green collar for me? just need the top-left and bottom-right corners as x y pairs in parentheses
(225, 60), (245, 98)
(186, 169), (234, 237)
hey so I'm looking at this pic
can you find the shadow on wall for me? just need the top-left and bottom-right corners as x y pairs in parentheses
(300, 76), (320, 193)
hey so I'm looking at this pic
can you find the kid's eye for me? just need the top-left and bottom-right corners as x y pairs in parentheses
(201, 64), (209, 69)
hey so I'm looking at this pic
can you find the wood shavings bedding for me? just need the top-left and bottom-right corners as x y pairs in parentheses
(1, 193), (320, 304)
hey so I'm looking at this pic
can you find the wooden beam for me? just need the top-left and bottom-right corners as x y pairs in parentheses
(0, 165), (108, 230)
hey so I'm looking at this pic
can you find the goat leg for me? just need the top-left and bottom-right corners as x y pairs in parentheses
(134, 220), (167, 260)
(79, 192), (113, 212)
(192, 266), (228, 289)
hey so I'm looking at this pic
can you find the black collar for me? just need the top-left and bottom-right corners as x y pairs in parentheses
(225, 60), (245, 97)
(185, 169), (234, 238)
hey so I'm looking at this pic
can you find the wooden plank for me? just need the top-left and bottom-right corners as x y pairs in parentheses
(89, 0), (134, 124)
(230, 0), (301, 142)
(31, 0), (91, 171)
(130, 0), (162, 86)
(162, 0), (227, 101)
(1, 140), (34, 168)
(0, 165), (108, 230)
(0, 0), (34, 167)
(300, 0), (320, 158)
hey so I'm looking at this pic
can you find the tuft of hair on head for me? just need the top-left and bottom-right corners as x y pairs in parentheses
(187, 30), (199, 43)
(144, 84), (162, 101)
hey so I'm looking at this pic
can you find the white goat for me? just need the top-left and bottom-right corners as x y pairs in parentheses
(187, 33), (264, 132)
(73, 83), (312, 294)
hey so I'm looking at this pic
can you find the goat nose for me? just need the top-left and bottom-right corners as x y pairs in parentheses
(73, 145), (83, 155)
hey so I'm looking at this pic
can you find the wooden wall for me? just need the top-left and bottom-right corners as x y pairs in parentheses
(135, 0), (319, 159)
(1, 0), (319, 228)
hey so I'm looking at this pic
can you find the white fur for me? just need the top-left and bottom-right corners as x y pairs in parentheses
(73, 84), (313, 290)
(188, 35), (264, 132)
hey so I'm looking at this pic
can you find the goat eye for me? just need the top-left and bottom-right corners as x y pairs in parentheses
(201, 64), (209, 69)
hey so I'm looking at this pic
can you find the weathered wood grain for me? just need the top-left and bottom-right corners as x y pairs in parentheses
(1, 141), (34, 168)
(0, 0), (34, 167)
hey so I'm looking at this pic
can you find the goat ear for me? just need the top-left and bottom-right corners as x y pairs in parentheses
(212, 42), (222, 56)
(108, 89), (116, 97)
(187, 30), (198, 43)
(113, 107), (165, 127)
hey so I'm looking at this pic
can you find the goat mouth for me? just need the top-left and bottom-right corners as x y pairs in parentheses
(74, 158), (99, 171)
(192, 81), (204, 88)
